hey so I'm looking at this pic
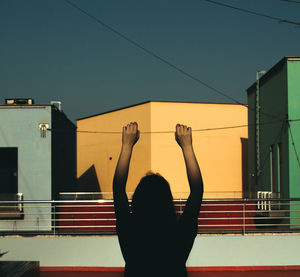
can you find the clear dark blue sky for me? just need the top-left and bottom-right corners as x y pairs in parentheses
(1, 0), (299, 122)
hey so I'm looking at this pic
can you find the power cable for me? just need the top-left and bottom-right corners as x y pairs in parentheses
(47, 118), (300, 135)
(205, 0), (300, 26)
(288, 122), (300, 169)
(62, 0), (282, 121)
(62, 0), (244, 105)
(259, 120), (286, 173)
(281, 0), (300, 4)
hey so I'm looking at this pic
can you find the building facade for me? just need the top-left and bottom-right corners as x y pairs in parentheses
(247, 57), (300, 198)
(247, 57), (300, 227)
(77, 101), (248, 199)
(0, 101), (76, 231)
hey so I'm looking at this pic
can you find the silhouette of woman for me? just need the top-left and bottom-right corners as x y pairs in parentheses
(113, 122), (203, 277)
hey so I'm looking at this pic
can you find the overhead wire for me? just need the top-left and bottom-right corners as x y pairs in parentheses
(287, 122), (300, 169)
(62, 0), (283, 121)
(281, 0), (300, 4)
(258, 118), (300, 178)
(47, 118), (300, 135)
(259, 119), (287, 174)
(62, 0), (243, 105)
(205, 0), (300, 26)
(259, 117), (300, 174)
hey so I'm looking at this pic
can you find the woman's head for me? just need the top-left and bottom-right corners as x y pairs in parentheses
(131, 173), (176, 224)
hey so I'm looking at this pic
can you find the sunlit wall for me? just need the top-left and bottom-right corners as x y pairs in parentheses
(77, 101), (247, 199)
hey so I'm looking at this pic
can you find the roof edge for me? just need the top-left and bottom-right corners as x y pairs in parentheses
(246, 56), (300, 94)
(77, 100), (246, 121)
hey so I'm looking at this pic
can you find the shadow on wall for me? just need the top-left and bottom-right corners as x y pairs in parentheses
(77, 165), (101, 193)
(241, 138), (249, 198)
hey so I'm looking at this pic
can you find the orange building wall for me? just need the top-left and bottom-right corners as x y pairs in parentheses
(150, 102), (247, 199)
(77, 102), (248, 199)
(77, 103), (151, 198)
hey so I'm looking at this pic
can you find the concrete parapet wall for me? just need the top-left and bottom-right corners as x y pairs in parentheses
(1, 234), (300, 267)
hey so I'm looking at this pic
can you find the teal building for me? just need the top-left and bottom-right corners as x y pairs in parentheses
(247, 57), (300, 227)
(0, 101), (76, 231)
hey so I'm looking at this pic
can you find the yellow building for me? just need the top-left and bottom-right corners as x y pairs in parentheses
(77, 101), (248, 199)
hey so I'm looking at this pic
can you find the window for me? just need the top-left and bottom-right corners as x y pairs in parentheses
(0, 147), (18, 194)
(278, 143), (283, 196)
(0, 148), (22, 219)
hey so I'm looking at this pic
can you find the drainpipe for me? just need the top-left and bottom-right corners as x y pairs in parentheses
(256, 70), (266, 187)
(50, 101), (62, 111)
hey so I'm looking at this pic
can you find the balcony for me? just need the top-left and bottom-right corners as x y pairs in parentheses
(0, 193), (299, 235)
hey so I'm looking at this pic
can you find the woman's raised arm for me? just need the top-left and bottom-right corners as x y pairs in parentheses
(113, 122), (140, 219)
(175, 124), (203, 215)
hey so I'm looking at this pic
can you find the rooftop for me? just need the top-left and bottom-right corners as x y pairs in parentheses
(77, 100), (246, 121)
(247, 56), (300, 94)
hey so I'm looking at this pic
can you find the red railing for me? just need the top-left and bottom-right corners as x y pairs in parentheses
(57, 200), (257, 233)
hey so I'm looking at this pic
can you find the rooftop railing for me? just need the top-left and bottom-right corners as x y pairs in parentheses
(0, 197), (299, 236)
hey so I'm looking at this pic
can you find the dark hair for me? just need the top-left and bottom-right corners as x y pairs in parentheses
(131, 173), (177, 225)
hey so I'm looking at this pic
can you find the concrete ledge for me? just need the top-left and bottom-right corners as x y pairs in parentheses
(0, 261), (39, 277)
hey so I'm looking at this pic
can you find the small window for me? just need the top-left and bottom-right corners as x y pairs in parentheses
(0, 147), (18, 194)
(0, 147), (22, 219)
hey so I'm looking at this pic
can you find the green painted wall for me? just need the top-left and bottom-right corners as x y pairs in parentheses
(287, 60), (300, 198)
(247, 60), (289, 197)
(287, 60), (300, 228)
(259, 62), (289, 197)
(247, 57), (300, 229)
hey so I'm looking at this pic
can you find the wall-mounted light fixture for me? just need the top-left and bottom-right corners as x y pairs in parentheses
(38, 123), (49, 138)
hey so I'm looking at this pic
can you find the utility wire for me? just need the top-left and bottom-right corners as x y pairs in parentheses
(47, 118), (300, 135)
(250, 117), (300, 175)
(62, 0), (284, 121)
(288, 122), (300, 169)
(205, 0), (300, 26)
(259, 120), (286, 173)
(281, 0), (300, 4)
(62, 0), (244, 105)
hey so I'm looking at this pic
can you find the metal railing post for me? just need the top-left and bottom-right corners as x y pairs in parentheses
(53, 203), (56, 236)
(242, 199), (246, 235)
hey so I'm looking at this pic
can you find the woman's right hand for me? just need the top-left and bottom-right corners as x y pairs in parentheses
(175, 124), (192, 149)
(122, 122), (140, 148)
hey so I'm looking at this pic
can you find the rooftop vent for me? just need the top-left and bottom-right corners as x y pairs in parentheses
(50, 101), (62, 111)
(5, 98), (34, 105)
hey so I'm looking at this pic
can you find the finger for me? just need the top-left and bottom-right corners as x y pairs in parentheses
(128, 122), (133, 132)
(134, 123), (139, 133)
(131, 122), (137, 131)
(122, 126), (127, 137)
(132, 123), (137, 133)
(137, 130), (140, 140)
(179, 124), (183, 134)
